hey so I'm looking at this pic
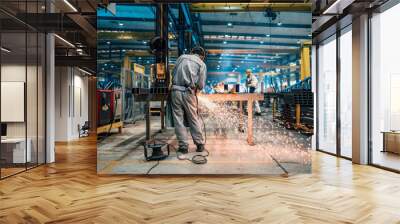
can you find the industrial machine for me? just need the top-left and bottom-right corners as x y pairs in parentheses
(97, 89), (122, 127)
(131, 34), (171, 162)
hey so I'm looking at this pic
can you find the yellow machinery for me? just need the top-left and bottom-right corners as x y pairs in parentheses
(295, 42), (312, 130)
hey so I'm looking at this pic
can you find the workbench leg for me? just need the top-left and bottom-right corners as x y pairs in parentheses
(247, 99), (254, 146)
(295, 104), (301, 128)
(239, 101), (244, 132)
(272, 98), (276, 120)
(145, 100), (150, 142)
(161, 100), (165, 130)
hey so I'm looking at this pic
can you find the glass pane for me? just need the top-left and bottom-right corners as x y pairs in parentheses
(1, 29), (28, 177)
(371, 4), (400, 171)
(38, 32), (45, 165)
(317, 36), (337, 154)
(27, 30), (38, 169)
(340, 28), (352, 158)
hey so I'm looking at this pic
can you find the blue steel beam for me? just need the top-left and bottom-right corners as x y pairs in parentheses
(180, 3), (199, 47)
(201, 20), (311, 29)
(202, 32), (310, 40)
(208, 54), (280, 59)
(205, 39), (299, 47)
(192, 13), (204, 46)
(98, 16), (155, 22)
(97, 27), (155, 32)
(167, 5), (178, 37)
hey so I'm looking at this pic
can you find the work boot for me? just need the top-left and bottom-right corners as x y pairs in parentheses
(255, 112), (262, 116)
(196, 144), (205, 152)
(177, 146), (188, 154)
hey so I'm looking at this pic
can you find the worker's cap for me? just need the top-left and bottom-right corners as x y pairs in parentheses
(245, 69), (252, 73)
(191, 46), (206, 58)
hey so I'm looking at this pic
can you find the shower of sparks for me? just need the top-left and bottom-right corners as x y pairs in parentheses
(197, 95), (312, 166)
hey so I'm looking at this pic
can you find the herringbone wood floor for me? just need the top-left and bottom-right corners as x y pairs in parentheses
(1, 136), (400, 224)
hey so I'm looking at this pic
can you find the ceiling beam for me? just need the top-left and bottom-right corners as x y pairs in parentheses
(201, 20), (311, 29)
(67, 13), (97, 47)
(203, 31), (310, 40)
(98, 16), (155, 22)
(97, 31), (155, 40)
(205, 39), (299, 47)
(55, 56), (96, 71)
(190, 3), (312, 12)
(207, 48), (298, 54)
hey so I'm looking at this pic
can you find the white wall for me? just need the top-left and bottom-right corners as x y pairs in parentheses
(55, 67), (89, 141)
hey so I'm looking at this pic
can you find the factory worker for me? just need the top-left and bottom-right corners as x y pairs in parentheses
(171, 46), (207, 154)
(245, 69), (262, 116)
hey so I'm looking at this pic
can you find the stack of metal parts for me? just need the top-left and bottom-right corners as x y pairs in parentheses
(265, 90), (313, 135)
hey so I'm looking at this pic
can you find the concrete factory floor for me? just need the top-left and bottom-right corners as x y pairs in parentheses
(98, 112), (312, 175)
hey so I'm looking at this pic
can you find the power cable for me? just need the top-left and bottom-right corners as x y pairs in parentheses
(145, 91), (209, 174)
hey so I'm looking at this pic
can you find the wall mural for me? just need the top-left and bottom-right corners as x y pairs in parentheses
(97, 3), (313, 175)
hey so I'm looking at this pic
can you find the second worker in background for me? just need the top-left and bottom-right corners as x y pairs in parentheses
(246, 69), (262, 116)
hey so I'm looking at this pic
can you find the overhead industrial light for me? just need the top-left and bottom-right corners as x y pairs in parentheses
(1, 47), (11, 53)
(54, 34), (75, 48)
(266, 34), (270, 37)
(223, 41), (227, 44)
(78, 67), (92, 76)
(277, 22), (282, 26)
(119, 22), (124, 26)
(260, 41), (264, 44)
(322, 0), (354, 15)
(227, 22), (233, 27)
(63, 0), (78, 12)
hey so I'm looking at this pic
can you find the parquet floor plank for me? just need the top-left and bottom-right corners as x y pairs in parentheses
(0, 136), (400, 223)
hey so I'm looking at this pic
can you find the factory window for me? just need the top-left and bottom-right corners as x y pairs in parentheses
(317, 35), (337, 154)
(339, 26), (352, 158)
(370, 2), (400, 171)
